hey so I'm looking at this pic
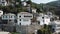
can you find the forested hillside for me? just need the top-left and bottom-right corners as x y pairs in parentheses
(46, 0), (60, 16)
(0, 0), (39, 14)
(43, 0), (60, 19)
(0, 0), (60, 16)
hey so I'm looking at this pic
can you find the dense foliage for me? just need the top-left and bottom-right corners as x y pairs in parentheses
(46, 0), (60, 19)
(0, 0), (60, 16)
(37, 24), (52, 34)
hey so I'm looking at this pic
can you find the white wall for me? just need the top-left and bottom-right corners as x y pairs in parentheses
(17, 19), (31, 25)
(32, 8), (36, 13)
(0, 10), (3, 17)
(0, 0), (8, 6)
(2, 13), (16, 20)
(37, 15), (50, 25)
(44, 17), (50, 25)
(17, 12), (33, 25)
(22, 2), (27, 6)
(37, 16), (44, 25)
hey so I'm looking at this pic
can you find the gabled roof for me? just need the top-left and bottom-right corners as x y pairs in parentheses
(3, 13), (15, 16)
(18, 12), (32, 14)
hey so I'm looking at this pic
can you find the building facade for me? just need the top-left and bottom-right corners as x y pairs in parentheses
(0, 10), (3, 17)
(32, 8), (37, 13)
(17, 12), (33, 25)
(50, 20), (60, 34)
(0, 0), (8, 6)
(2, 13), (16, 24)
(37, 13), (51, 25)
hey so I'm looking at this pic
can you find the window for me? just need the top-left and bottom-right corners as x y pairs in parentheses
(2, 2), (5, 3)
(2, 2), (5, 6)
(11, 16), (12, 18)
(2, 0), (4, 1)
(20, 23), (21, 25)
(42, 17), (44, 19)
(9, 16), (12, 18)
(6, 16), (7, 18)
(38, 21), (40, 24)
(24, 16), (32, 17)
(20, 19), (21, 21)
(3, 16), (7, 18)
(9, 20), (11, 21)
(23, 19), (28, 21)
(19, 16), (21, 17)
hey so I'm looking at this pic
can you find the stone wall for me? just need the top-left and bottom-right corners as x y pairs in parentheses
(0, 24), (15, 32)
(16, 24), (42, 34)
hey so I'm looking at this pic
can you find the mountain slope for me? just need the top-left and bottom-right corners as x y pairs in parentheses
(46, 0), (60, 16)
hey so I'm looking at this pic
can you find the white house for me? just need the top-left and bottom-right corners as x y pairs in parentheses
(49, 20), (60, 34)
(2, 13), (16, 20)
(21, 0), (30, 7)
(22, 1), (27, 6)
(0, 0), (8, 6)
(0, 10), (3, 17)
(17, 12), (33, 25)
(2, 13), (16, 24)
(32, 8), (37, 13)
(37, 13), (51, 25)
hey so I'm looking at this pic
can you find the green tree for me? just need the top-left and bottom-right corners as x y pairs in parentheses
(37, 25), (52, 34)
(37, 29), (42, 34)
(27, 0), (32, 4)
(36, 8), (42, 13)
